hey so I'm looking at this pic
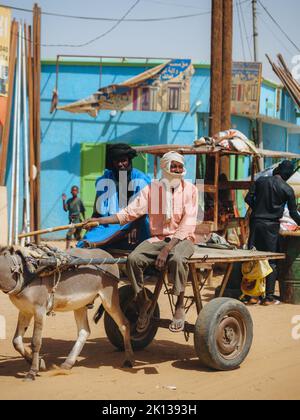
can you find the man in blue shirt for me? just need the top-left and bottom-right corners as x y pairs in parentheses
(78, 143), (151, 250)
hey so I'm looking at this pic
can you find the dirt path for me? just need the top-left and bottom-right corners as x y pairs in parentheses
(1, 274), (300, 400)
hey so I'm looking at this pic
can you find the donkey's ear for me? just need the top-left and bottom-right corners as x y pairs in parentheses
(0, 246), (13, 257)
(0, 247), (7, 256)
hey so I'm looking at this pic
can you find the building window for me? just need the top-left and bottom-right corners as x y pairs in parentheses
(232, 85), (238, 101)
(140, 87), (158, 111)
(141, 88), (151, 111)
(168, 85), (181, 111)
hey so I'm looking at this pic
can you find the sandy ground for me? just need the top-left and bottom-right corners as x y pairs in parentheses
(0, 241), (300, 400)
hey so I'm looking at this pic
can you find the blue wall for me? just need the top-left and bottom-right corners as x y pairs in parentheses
(40, 63), (212, 236)
(5, 61), (300, 239)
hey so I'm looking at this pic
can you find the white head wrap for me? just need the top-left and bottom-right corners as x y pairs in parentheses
(160, 151), (186, 224)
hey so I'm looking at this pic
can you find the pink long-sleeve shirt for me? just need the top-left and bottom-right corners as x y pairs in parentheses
(117, 180), (199, 243)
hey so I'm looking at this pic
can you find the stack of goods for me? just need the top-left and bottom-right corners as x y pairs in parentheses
(194, 129), (258, 155)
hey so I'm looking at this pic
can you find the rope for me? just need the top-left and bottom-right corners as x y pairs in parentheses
(46, 270), (63, 316)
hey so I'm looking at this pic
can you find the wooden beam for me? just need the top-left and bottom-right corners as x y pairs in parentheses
(219, 181), (252, 190)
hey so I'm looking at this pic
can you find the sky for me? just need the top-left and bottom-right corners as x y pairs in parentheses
(4, 0), (300, 82)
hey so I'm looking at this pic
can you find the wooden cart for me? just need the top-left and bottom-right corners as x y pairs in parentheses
(103, 247), (285, 371)
(134, 145), (300, 242)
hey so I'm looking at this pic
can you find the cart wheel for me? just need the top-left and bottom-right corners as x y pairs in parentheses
(104, 285), (160, 351)
(194, 298), (253, 371)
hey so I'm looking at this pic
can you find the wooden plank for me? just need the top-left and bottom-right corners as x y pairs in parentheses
(134, 145), (221, 156)
(204, 185), (217, 193)
(190, 247), (285, 262)
(0, 21), (18, 186)
(257, 149), (300, 159)
(135, 145), (300, 160)
(219, 181), (252, 190)
(189, 254), (285, 264)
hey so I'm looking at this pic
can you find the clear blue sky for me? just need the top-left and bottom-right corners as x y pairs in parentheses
(6, 0), (300, 82)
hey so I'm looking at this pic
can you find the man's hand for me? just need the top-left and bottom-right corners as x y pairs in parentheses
(82, 218), (101, 230)
(155, 248), (170, 271)
(62, 193), (67, 201)
(83, 215), (120, 230)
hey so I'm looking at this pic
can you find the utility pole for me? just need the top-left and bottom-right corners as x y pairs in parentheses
(252, 0), (258, 62)
(210, 0), (223, 137)
(221, 0), (233, 176)
(205, 0), (223, 182)
(221, 0), (233, 131)
(252, 0), (264, 169)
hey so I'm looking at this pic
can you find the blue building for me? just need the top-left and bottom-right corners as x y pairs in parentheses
(7, 58), (300, 238)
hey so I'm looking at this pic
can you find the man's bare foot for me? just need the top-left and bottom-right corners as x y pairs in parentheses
(169, 305), (186, 333)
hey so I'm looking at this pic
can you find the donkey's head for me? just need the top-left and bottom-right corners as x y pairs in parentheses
(0, 248), (18, 294)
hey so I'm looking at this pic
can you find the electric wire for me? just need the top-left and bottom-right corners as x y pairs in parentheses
(258, 0), (300, 53)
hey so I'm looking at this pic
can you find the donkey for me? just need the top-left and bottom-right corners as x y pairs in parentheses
(0, 247), (134, 381)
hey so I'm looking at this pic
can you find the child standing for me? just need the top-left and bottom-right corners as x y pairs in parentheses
(62, 186), (86, 249)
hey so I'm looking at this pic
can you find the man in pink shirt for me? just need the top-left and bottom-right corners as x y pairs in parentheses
(84, 152), (198, 333)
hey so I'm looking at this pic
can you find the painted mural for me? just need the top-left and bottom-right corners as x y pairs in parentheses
(231, 62), (263, 117)
(56, 59), (195, 116)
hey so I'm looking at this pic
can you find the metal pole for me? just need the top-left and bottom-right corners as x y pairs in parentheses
(8, 26), (20, 246)
(22, 24), (31, 241)
(14, 22), (22, 245)
(252, 0), (259, 62)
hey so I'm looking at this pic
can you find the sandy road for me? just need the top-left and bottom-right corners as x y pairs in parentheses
(0, 276), (300, 400)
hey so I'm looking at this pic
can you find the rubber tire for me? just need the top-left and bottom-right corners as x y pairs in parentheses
(104, 285), (160, 351)
(194, 298), (253, 371)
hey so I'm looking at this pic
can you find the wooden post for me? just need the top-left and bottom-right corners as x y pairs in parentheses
(33, 4), (41, 243)
(206, 0), (223, 182)
(219, 263), (234, 297)
(27, 25), (36, 232)
(0, 21), (18, 186)
(209, 0), (223, 137)
(189, 264), (203, 314)
(214, 152), (220, 230)
(221, 0), (233, 132)
(220, 0), (233, 177)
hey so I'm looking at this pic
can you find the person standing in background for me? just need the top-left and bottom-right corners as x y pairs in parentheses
(62, 186), (86, 250)
(245, 161), (300, 305)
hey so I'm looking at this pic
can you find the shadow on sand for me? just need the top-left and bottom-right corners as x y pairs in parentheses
(0, 336), (216, 379)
